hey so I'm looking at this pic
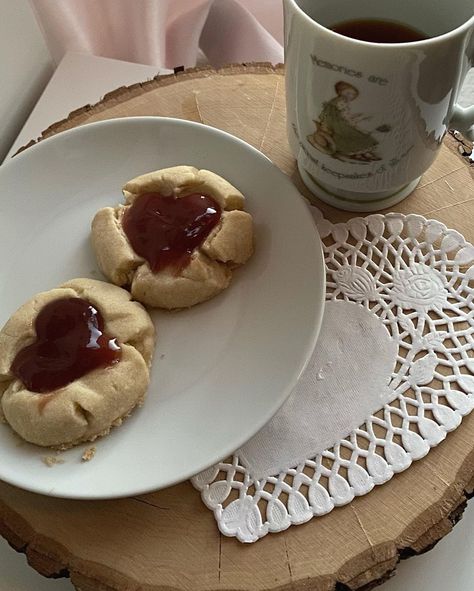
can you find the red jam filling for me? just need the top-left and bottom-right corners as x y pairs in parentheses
(11, 298), (121, 394)
(122, 192), (221, 273)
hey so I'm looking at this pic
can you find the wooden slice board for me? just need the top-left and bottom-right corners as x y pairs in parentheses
(1, 64), (473, 591)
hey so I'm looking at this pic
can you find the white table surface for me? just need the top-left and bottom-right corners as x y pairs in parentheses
(1, 51), (473, 590)
(5, 51), (169, 160)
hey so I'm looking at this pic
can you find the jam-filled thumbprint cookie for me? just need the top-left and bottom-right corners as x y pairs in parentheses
(0, 279), (155, 448)
(91, 166), (254, 309)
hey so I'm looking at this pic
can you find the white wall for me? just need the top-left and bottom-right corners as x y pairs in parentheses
(0, 0), (53, 160)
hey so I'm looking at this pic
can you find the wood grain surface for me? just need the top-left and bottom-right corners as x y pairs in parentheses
(1, 64), (473, 591)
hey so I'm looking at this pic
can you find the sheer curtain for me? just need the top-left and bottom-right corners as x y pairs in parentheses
(30, 0), (284, 68)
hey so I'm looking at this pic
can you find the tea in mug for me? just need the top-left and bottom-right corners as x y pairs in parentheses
(330, 19), (427, 43)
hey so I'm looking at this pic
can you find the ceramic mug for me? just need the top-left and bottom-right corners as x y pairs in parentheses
(283, 0), (474, 212)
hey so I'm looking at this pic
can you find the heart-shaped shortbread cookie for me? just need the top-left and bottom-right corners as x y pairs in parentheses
(0, 279), (155, 448)
(91, 166), (254, 309)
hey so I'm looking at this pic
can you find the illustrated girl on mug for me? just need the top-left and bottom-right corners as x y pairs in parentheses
(307, 81), (390, 163)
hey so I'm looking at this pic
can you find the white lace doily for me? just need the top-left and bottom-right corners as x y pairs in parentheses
(192, 209), (474, 543)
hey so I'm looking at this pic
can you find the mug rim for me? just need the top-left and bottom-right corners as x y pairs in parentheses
(285, 0), (474, 47)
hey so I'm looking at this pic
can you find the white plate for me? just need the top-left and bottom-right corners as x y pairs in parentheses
(0, 117), (325, 499)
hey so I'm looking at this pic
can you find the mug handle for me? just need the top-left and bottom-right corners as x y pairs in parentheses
(450, 104), (474, 140)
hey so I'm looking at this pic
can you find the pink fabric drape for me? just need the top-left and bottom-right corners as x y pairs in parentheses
(30, 0), (284, 68)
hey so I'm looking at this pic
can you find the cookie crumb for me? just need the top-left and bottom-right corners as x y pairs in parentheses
(42, 456), (65, 467)
(160, 353), (165, 359)
(81, 447), (96, 462)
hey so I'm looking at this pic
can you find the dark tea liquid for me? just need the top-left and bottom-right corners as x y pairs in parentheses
(330, 19), (427, 43)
